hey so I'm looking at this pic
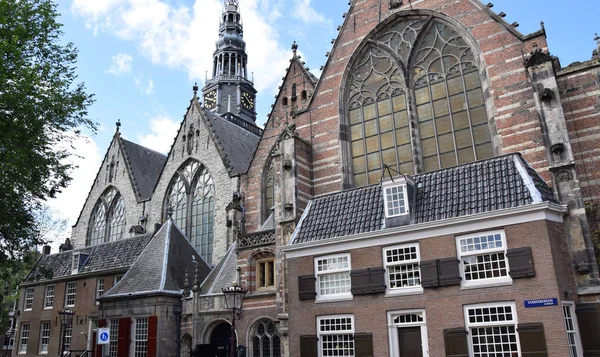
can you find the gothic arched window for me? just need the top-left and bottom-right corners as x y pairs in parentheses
(262, 160), (275, 223)
(87, 187), (126, 246)
(165, 160), (215, 263)
(346, 15), (493, 187)
(251, 320), (281, 357)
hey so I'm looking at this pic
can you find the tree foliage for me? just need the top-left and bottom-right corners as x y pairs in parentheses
(0, 0), (95, 259)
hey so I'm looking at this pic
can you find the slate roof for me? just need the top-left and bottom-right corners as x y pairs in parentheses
(204, 110), (261, 175)
(120, 138), (167, 201)
(23, 234), (153, 284)
(291, 154), (559, 244)
(101, 219), (211, 299)
(199, 243), (238, 296)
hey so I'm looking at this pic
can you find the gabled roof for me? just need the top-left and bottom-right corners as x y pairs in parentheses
(291, 154), (559, 244)
(23, 234), (153, 284)
(199, 242), (238, 296)
(100, 219), (211, 299)
(120, 138), (167, 201)
(204, 110), (261, 175)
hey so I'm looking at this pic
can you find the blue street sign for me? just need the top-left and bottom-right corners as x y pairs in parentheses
(97, 328), (110, 345)
(524, 298), (558, 308)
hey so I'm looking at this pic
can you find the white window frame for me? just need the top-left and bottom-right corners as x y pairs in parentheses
(63, 323), (72, 353)
(387, 310), (429, 357)
(18, 323), (29, 354)
(464, 301), (521, 357)
(114, 274), (124, 285)
(383, 184), (409, 218)
(44, 285), (55, 309)
(132, 317), (149, 357)
(456, 230), (512, 289)
(96, 278), (105, 304)
(562, 301), (584, 357)
(65, 281), (77, 307)
(383, 243), (423, 295)
(317, 315), (354, 357)
(23, 288), (34, 311)
(39, 321), (50, 354)
(314, 253), (352, 302)
(109, 319), (119, 357)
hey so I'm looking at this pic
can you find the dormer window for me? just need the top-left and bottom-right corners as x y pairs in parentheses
(382, 175), (415, 228)
(384, 185), (408, 217)
(71, 252), (89, 275)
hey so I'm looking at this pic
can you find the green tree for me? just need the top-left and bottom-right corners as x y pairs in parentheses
(0, 0), (95, 260)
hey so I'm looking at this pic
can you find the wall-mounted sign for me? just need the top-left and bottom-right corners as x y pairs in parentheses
(524, 298), (558, 308)
(97, 328), (110, 345)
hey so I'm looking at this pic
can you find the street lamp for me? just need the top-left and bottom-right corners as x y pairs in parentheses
(3, 330), (12, 357)
(222, 282), (247, 357)
(58, 309), (75, 357)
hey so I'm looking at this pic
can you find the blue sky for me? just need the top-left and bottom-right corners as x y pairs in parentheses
(47, 0), (599, 247)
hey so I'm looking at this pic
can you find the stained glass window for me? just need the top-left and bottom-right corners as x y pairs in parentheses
(346, 16), (493, 186)
(165, 160), (215, 263)
(87, 187), (126, 246)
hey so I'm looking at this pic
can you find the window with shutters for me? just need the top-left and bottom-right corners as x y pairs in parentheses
(65, 282), (77, 307)
(87, 187), (126, 246)
(44, 285), (55, 309)
(133, 317), (149, 357)
(39, 322), (50, 354)
(456, 230), (512, 288)
(386, 310), (428, 357)
(383, 243), (422, 294)
(23, 287), (34, 311)
(164, 160), (215, 263)
(562, 302), (583, 357)
(18, 323), (29, 354)
(383, 185), (409, 217)
(345, 16), (493, 187)
(317, 315), (354, 357)
(464, 302), (520, 357)
(109, 319), (119, 357)
(251, 320), (281, 357)
(314, 254), (352, 301)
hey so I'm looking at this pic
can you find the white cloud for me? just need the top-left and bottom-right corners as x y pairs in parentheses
(107, 53), (133, 75)
(145, 79), (154, 95)
(71, 0), (291, 94)
(137, 114), (180, 154)
(47, 134), (102, 251)
(292, 0), (326, 24)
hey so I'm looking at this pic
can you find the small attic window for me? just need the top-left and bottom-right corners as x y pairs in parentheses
(282, 97), (288, 106)
(301, 90), (307, 100)
(71, 252), (89, 275)
(384, 185), (408, 217)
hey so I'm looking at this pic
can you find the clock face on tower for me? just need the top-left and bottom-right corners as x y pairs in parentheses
(204, 90), (217, 109)
(241, 91), (254, 110)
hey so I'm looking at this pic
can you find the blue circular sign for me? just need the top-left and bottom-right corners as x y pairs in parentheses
(100, 332), (109, 342)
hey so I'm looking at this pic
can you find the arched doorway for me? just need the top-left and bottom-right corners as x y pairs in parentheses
(197, 322), (235, 357)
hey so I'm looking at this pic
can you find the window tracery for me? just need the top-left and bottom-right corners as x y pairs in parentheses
(262, 160), (275, 223)
(251, 320), (281, 357)
(346, 16), (493, 186)
(87, 187), (126, 246)
(165, 160), (215, 263)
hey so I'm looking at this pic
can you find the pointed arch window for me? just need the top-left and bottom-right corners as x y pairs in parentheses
(262, 160), (275, 223)
(251, 320), (281, 357)
(346, 16), (493, 187)
(87, 187), (126, 246)
(165, 160), (215, 263)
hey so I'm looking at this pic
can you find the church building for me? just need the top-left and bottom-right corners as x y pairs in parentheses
(13, 0), (600, 357)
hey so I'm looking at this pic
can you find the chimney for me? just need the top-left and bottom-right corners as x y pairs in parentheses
(43, 245), (51, 256)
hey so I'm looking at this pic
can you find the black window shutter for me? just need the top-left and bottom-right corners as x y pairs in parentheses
(298, 275), (317, 300)
(576, 303), (600, 356)
(350, 268), (369, 295)
(300, 335), (318, 357)
(507, 246), (535, 278)
(438, 257), (461, 286)
(420, 259), (439, 288)
(354, 333), (373, 357)
(517, 323), (548, 357)
(443, 328), (469, 357)
(368, 267), (386, 294)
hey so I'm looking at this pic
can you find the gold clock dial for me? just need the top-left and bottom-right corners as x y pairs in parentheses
(204, 90), (217, 109)
(241, 91), (254, 110)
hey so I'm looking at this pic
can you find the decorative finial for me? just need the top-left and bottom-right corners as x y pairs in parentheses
(167, 205), (174, 218)
(540, 21), (545, 31)
(193, 82), (198, 96)
(595, 33), (600, 45)
(291, 41), (298, 53)
(116, 119), (121, 132)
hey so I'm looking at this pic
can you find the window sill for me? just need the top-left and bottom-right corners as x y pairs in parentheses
(385, 287), (424, 297)
(248, 289), (276, 297)
(315, 295), (353, 304)
(460, 279), (513, 291)
(43, 307), (53, 310)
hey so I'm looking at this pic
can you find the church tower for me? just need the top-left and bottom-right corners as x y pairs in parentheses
(202, 0), (257, 123)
